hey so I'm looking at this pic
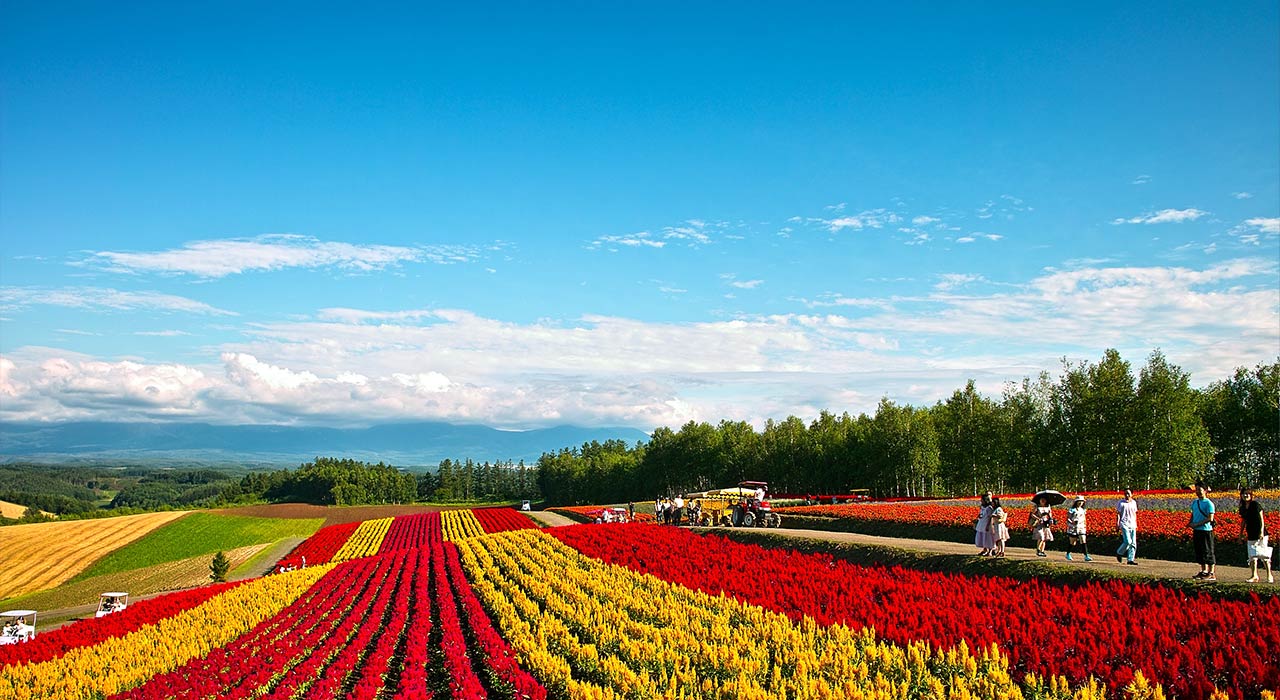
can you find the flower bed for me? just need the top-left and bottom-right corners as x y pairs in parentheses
(552, 523), (1279, 700)
(774, 501), (1280, 563)
(457, 528), (1190, 699)
(275, 520), (360, 570)
(470, 506), (541, 533)
(0, 582), (240, 668)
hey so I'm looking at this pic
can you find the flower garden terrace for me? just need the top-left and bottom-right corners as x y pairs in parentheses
(773, 489), (1280, 564)
(2, 507), (1277, 699)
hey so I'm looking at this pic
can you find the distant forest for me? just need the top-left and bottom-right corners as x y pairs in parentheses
(536, 350), (1279, 505)
(0, 456), (539, 525)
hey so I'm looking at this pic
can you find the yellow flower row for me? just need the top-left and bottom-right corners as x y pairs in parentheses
(331, 517), (393, 562)
(457, 530), (1181, 700)
(0, 565), (331, 700)
(441, 509), (485, 542)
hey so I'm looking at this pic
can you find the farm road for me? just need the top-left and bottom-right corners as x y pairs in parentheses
(525, 510), (577, 528)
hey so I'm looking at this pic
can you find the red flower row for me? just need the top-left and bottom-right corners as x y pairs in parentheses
(379, 512), (443, 554)
(552, 523), (1280, 700)
(111, 512), (547, 699)
(776, 501), (1280, 543)
(275, 520), (360, 571)
(0, 582), (240, 668)
(470, 506), (541, 533)
(112, 554), (388, 698)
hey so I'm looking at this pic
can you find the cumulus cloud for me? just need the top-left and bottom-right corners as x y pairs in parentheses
(0, 287), (235, 316)
(82, 234), (482, 278)
(3, 257), (1274, 429)
(1112, 208), (1207, 225)
(1243, 217), (1280, 234)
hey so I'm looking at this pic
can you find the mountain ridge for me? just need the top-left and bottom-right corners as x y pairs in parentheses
(0, 420), (652, 466)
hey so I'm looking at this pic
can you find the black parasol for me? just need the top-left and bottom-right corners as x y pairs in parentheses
(1031, 490), (1066, 506)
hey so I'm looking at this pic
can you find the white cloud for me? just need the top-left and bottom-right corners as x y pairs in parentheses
(1244, 217), (1280, 234)
(1233, 192), (1254, 199)
(135, 330), (193, 337)
(55, 329), (99, 336)
(827, 209), (901, 232)
(934, 273), (986, 290)
(730, 279), (764, 290)
(590, 231), (666, 250)
(0, 287), (235, 316)
(956, 236), (975, 244)
(83, 234), (480, 278)
(912, 216), (941, 225)
(1132, 175), (1152, 185)
(1112, 208), (1207, 225)
(3, 258), (1274, 430)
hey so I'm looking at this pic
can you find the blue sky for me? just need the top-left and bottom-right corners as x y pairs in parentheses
(1, 2), (1277, 429)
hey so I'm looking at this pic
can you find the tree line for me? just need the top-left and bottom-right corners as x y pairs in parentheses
(536, 350), (1279, 505)
(418, 458), (539, 502)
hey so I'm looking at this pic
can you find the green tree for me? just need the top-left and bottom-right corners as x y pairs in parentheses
(1134, 350), (1212, 488)
(934, 380), (999, 496)
(1200, 360), (1280, 487)
(210, 551), (230, 583)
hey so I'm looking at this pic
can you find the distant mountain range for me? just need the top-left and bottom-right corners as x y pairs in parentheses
(0, 421), (651, 467)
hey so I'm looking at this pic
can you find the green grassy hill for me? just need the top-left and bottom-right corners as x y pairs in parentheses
(72, 512), (322, 580)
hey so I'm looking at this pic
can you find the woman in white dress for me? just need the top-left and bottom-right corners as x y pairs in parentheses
(975, 493), (995, 555)
(988, 497), (1010, 557)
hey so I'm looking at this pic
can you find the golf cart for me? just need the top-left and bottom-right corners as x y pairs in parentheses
(0, 610), (36, 645)
(97, 592), (129, 618)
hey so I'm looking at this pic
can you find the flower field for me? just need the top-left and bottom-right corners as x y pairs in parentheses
(552, 523), (1280, 699)
(3, 507), (1274, 699)
(776, 500), (1280, 557)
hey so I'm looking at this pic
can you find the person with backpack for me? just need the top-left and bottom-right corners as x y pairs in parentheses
(1188, 481), (1217, 582)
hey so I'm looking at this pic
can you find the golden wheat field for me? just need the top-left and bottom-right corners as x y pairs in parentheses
(0, 511), (188, 600)
(0, 500), (42, 520)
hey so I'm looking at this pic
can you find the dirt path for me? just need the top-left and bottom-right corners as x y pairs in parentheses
(524, 510), (577, 528)
(232, 537), (307, 580)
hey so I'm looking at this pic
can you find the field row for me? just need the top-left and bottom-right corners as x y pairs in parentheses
(552, 523), (1280, 699)
(274, 506), (539, 571)
(0, 512), (188, 601)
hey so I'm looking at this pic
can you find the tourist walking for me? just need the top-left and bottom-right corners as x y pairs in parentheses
(1188, 481), (1216, 581)
(975, 492), (994, 556)
(1028, 495), (1055, 557)
(1065, 495), (1092, 561)
(1239, 487), (1273, 584)
(988, 497), (1009, 557)
(1115, 489), (1138, 565)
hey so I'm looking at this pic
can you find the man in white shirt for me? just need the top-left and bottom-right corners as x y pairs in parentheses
(1115, 489), (1138, 565)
